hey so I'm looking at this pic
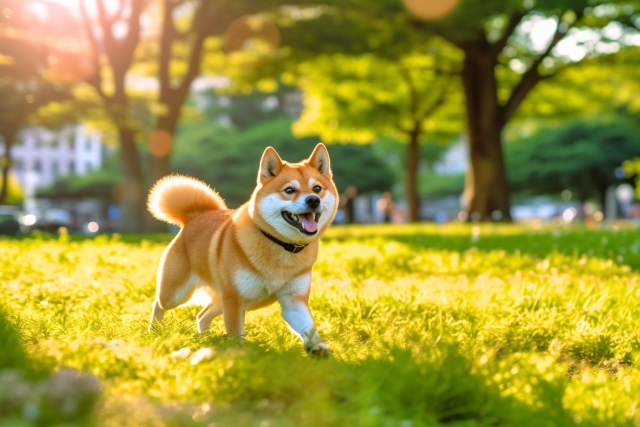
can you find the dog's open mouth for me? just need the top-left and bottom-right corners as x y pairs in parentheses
(282, 211), (321, 235)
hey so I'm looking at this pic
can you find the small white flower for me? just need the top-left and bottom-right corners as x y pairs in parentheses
(170, 347), (191, 359)
(190, 348), (215, 365)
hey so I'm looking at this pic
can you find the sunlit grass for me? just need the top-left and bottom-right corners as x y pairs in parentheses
(2, 223), (640, 426)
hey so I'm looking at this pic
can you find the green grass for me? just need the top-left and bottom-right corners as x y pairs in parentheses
(2, 224), (640, 426)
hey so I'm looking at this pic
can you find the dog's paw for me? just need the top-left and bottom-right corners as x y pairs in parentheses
(306, 342), (331, 358)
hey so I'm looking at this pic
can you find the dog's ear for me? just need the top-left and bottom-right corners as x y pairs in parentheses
(308, 143), (332, 177)
(258, 147), (283, 183)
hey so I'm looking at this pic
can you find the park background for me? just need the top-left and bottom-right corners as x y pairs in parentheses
(1, 0), (640, 232)
(3, 0), (640, 426)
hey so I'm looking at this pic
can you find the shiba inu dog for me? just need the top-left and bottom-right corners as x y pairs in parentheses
(147, 144), (338, 356)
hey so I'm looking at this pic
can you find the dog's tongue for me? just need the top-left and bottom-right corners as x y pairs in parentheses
(299, 213), (317, 233)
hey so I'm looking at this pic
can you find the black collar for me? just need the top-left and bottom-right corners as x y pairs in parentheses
(260, 230), (308, 253)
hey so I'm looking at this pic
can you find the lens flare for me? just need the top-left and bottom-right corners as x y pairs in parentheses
(562, 208), (577, 222)
(402, 0), (459, 21)
(22, 214), (36, 227)
(148, 130), (174, 158)
(16, 1), (98, 83)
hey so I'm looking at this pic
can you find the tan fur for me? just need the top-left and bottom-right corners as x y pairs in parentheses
(148, 144), (338, 356)
(148, 175), (227, 226)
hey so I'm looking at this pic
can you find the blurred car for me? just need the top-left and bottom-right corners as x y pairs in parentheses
(29, 209), (74, 233)
(0, 206), (21, 236)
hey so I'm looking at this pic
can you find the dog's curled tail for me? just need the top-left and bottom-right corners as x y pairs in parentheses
(148, 175), (227, 226)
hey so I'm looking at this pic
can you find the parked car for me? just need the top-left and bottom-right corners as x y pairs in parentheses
(0, 206), (21, 236)
(29, 209), (74, 233)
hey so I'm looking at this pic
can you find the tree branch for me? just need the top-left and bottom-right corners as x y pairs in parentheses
(399, 66), (419, 120)
(501, 12), (579, 123)
(493, 11), (526, 55)
(118, 0), (143, 68)
(110, 0), (127, 25)
(159, 0), (176, 97)
(173, 1), (214, 102)
(95, 0), (116, 59)
(416, 78), (451, 122)
(79, 0), (107, 100)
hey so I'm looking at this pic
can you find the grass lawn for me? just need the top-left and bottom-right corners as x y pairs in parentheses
(2, 223), (640, 426)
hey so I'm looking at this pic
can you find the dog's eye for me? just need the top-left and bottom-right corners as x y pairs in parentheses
(313, 185), (322, 193)
(284, 187), (296, 195)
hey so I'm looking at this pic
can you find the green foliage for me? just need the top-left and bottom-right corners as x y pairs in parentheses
(0, 172), (23, 204)
(172, 116), (396, 206)
(0, 306), (27, 371)
(2, 225), (640, 425)
(37, 168), (121, 200)
(36, 154), (121, 200)
(622, 157), (640, 199)
(508, 118), (640, 201)
(420, 173), (465, 199)
(293, 52), (463, 144)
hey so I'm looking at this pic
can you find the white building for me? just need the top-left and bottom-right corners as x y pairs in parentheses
(0, 124), (104, 198)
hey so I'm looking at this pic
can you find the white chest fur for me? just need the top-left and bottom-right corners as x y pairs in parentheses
(234, 269), (285, 301)
(234, 270), (311, 302)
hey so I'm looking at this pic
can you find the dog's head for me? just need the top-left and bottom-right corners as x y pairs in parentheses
(249, 144), (339, 244)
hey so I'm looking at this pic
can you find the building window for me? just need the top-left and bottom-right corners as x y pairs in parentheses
(52, 162), (58, 178)
(69, 160), (75, 174)
(12, 160), (22, 172)
(33, 160), (41, 172)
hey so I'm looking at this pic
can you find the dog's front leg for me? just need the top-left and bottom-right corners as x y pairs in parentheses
(277, 274), (329, 357)
(222, 295), (246, 338)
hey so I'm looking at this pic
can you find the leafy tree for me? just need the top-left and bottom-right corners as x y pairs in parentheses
(508, 118), (640, 206)
(258, 0), (640, 220)
(0, 0), (73, 204)
(76, 0), (147, 231)
(408, 0), (640, 220)
(77, 0), (278, 231)
(292, 52), (463, 221)
(145, 1), (270, 188)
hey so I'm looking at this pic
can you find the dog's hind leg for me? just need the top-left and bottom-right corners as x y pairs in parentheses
(149, 275), (199, 331)
(149, 233), (197, 331)
(148, 299), (165, 331)
(196, 293), (223, 333)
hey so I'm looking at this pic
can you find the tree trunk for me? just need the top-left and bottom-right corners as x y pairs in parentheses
(118, 127), (146, 233)
(146, 114), (178, 232)
(460, 50), (512, 222)
(0, 127), (18, 205)
(148, 114), (177, 186)
(406, 127), (421, 222)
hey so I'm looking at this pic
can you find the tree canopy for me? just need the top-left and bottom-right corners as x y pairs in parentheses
(508, 117), (640, 204)
(249, 0), (640, 220)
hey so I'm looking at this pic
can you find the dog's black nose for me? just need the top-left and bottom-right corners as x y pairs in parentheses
(305, 195), (320, 209)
